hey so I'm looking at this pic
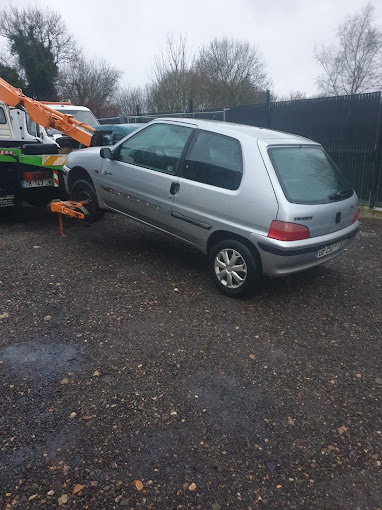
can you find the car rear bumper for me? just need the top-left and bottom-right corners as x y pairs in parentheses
(251, 222), (359, 277)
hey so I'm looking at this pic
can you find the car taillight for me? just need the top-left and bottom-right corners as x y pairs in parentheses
(23, 171), (51, 181)
(268, 220), (310, 241)
(351, 210), (358, 224)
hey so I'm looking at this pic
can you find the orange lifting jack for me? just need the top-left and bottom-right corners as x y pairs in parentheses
(50, 200), (88, 238)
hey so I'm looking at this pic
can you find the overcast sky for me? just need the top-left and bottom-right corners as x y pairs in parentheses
(1, 0), (381, 99)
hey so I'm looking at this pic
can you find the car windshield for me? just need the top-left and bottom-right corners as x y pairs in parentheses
(268, 146), (353, 204)
(49, 110), (99, 135)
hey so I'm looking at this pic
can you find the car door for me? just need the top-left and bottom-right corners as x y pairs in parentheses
(171, 129), (244, 250)
(99, 122), (194, 232)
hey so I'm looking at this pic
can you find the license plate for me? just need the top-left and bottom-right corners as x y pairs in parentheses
(315, 242), (342, 259)
(22, 179), (52, 188)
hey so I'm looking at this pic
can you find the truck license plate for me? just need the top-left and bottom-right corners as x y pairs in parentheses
(315, 242), (342, 259)
(22, 179), (52, 188)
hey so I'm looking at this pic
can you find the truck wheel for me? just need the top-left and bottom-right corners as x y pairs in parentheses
(208, 239), (259, 296)
(70, 179), (105, 223)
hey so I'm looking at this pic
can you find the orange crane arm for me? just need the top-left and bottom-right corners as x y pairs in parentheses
(0, 77), (95, 147)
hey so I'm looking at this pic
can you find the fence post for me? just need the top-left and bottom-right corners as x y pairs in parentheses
(266, 90), (271, 128)
(370, 95), (382, 209)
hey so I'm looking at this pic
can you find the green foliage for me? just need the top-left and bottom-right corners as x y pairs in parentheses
(0, 6), (77, 101)
(0, 63), (25, 90)
(10, 30), (58, 100)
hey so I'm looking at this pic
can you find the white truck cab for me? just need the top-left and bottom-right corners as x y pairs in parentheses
(0, 100), (55, 144)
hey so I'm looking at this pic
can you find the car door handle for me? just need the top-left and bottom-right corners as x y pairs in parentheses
(104, 171), (112, 175)
(169, 182), (180, 195)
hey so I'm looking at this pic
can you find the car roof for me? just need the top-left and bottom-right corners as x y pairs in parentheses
(149, 117), (313, 143)
(46, 105), (93, 112)
(119, 123), (146, 129)
(95, 123), (145, 132)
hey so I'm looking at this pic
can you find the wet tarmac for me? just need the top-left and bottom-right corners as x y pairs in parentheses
(0, 207), (381, 509)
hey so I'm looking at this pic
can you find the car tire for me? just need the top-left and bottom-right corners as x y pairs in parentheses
(70, 179), (105, 223)
(209, 239), (259, 296)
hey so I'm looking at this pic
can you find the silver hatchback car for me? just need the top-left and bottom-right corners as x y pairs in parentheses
(63, 119), (359, 296)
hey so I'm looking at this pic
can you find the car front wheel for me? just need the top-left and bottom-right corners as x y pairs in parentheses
(209, 239), (259, 296)
(70, 179), (105, 223)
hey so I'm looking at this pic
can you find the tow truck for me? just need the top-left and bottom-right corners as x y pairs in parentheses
(0, 77), (95, 209)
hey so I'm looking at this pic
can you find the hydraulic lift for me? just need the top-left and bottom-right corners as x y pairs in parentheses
(50, 200), (89, 237)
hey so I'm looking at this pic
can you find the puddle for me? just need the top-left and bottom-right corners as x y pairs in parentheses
(0, 341), (80, 382)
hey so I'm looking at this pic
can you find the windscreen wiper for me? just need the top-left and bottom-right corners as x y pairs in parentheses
(328, 189), (353, 200)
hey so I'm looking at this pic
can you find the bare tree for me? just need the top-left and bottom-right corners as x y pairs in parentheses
(315, 3), (382, 95)
(193, 37), (272, 108)
(288, 91), (307, 101)
(148, 34), (195, 111)
(146, 35), (272, 112)
(116, 85), (149, 115)
(276, 91), (308, 101)
(58, 57), (122, 117)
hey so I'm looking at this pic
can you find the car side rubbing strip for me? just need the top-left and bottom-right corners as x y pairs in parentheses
(171, 211), (212, 230)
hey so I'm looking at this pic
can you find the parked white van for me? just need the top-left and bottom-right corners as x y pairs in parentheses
(45, 104), (99, 142)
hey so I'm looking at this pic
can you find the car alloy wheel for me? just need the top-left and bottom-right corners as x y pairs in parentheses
(214, 248), (247, 289)
(209, 239), (259, 296)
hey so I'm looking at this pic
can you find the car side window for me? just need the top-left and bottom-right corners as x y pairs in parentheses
(0, 107), (6, 124)
(114, 123), (192, 175)
(182, 130), (243, 190)
(91, 131), (112, 147)
(113, 133), (125, 144)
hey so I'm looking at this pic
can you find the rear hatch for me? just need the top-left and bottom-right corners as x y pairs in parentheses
(260, 142), (358, 238)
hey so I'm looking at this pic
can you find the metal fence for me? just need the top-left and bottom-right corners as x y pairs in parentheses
(99, 92), (382, 207)
(225, 93), (382, 207)
(98, 108), (225, 125)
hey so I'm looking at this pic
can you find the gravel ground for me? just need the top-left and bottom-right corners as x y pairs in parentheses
(0, 207), (381, 510)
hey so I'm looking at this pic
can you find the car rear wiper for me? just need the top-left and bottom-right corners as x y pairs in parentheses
(328, 189), (353, 200)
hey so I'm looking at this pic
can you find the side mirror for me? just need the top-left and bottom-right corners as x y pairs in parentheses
(100, 147), (112, 159)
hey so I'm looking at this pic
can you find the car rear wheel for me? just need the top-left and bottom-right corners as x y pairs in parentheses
(209, 239), (259, 296)
(70, 179), (105, 223)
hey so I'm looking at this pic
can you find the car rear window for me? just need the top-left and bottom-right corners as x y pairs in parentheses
(268, 146), (353, 204)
